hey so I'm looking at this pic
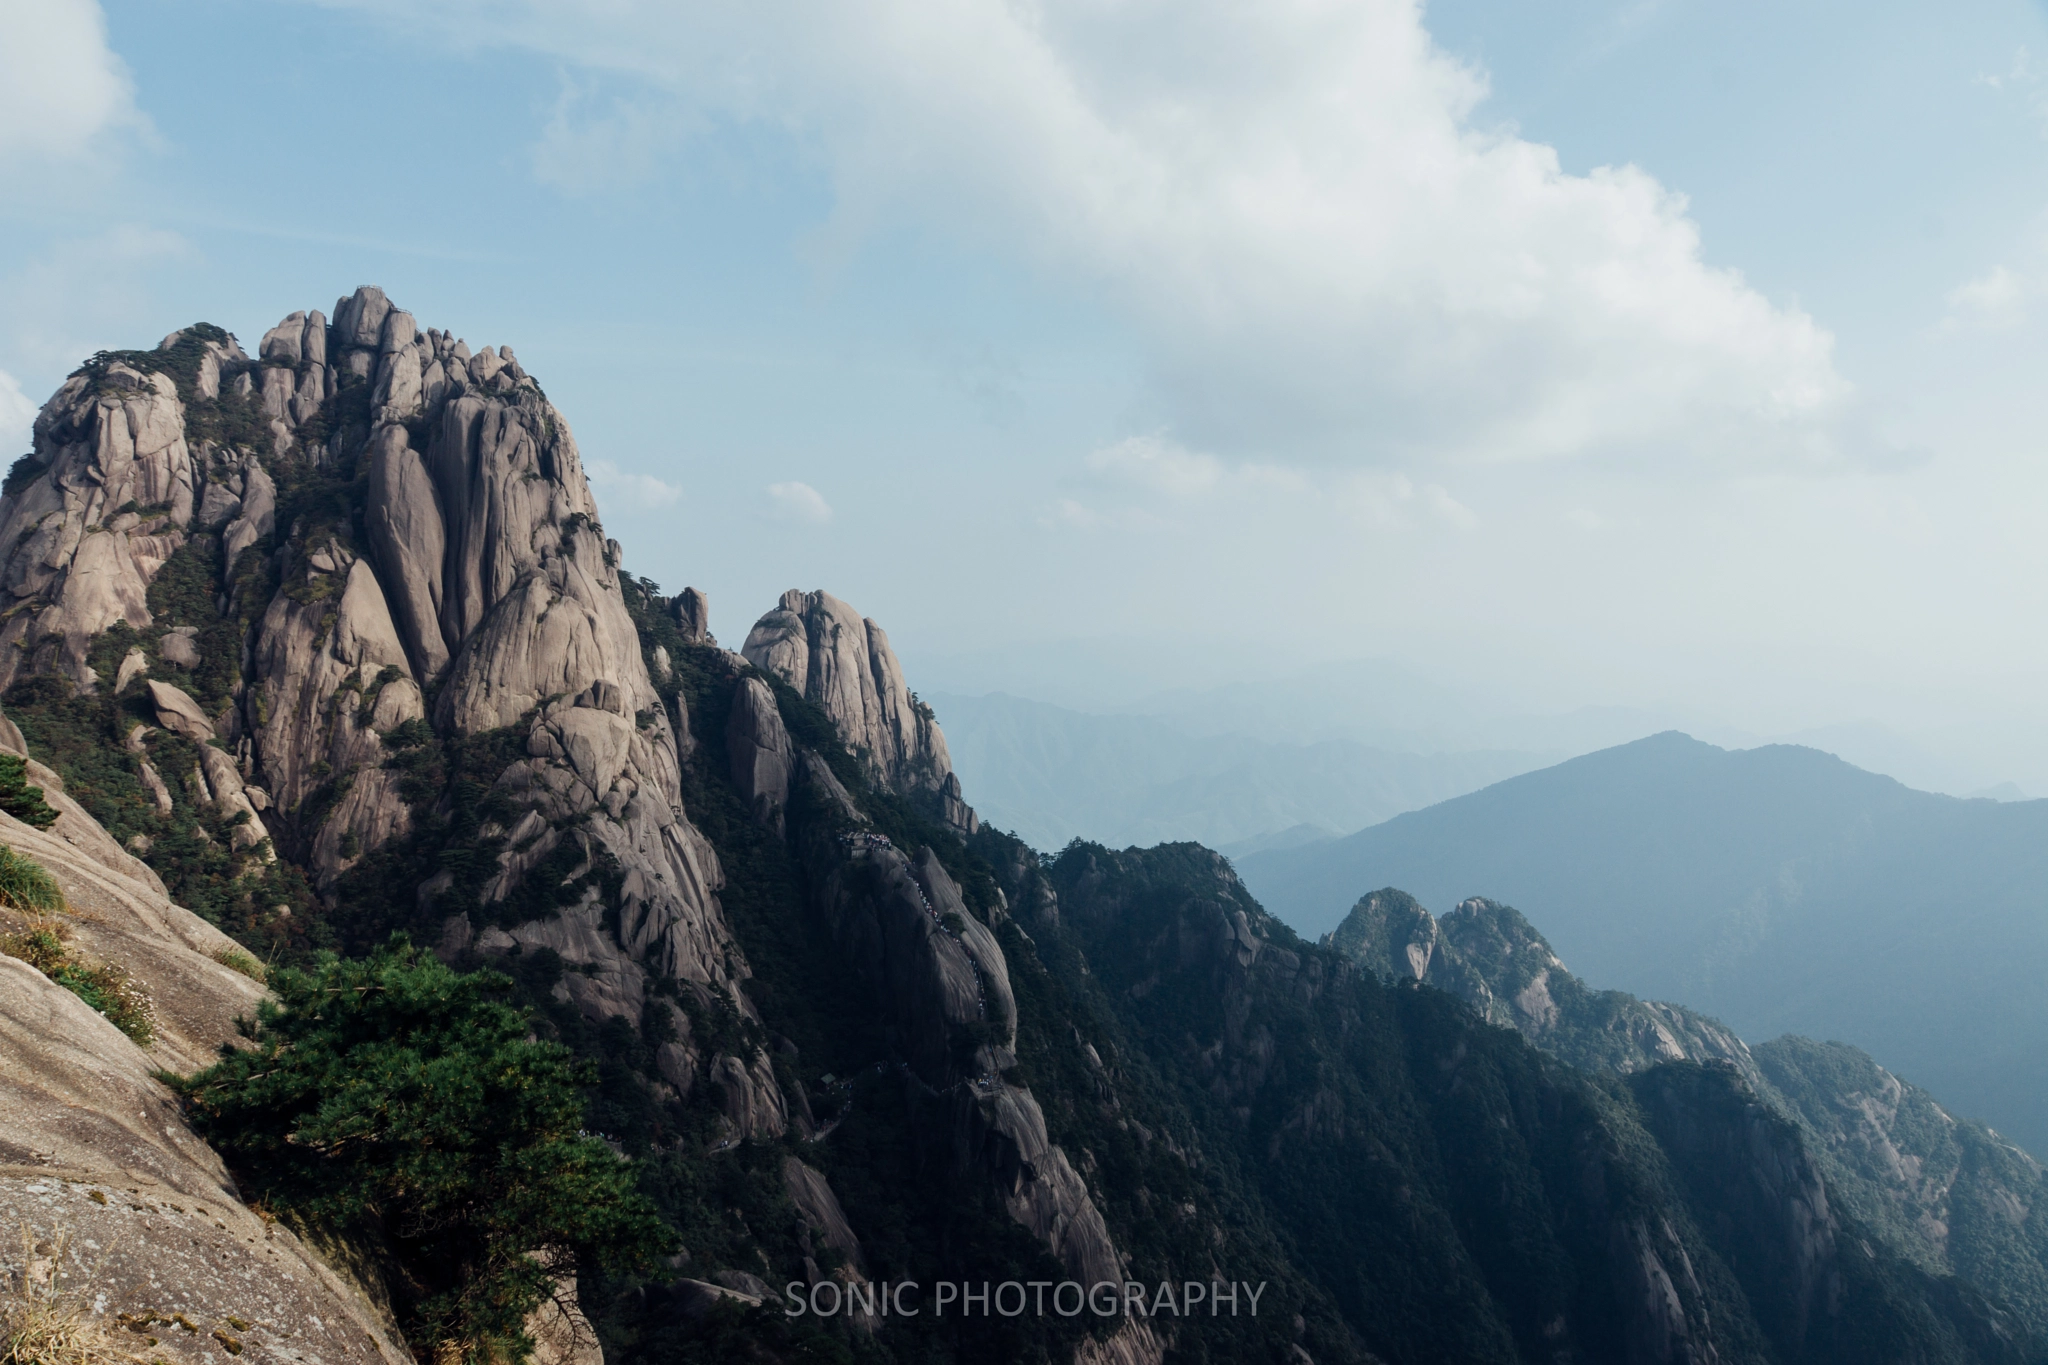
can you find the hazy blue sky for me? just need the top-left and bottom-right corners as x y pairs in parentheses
(5, 0), (2048, 785)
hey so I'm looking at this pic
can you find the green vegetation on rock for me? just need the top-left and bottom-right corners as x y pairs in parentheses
(175, 937), (671, 1363)
(0, 845), (63, 914)
(0, 755), (58, 831)
(1, 920), (154, 1045)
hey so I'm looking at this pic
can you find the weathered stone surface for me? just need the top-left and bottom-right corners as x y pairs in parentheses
(816, 845), (1001, 1082)
(334, 286), (392, 351)
(496, 693), (731, 995)
(249, 548), (418, 884)
(653, 1002), (698, 1099)
(743, 590), (975, 832)
(726, 676), (793, 833)
(788, 757), (1128, 1301)
(524, 1274), (604, 1365)
(139, 758), (174, 817)
(196, 475), (243, 529)
(781, 1158), (864, 1277)
(0, 362), (200, 688)
(472, 899), (647, 1029)
(147, 679), (216, 742)
(1073, 1322), (1167, 1365)
(222, 459), (276, 571)
(1330, 892), (1762, 1085)
(261, 310), (307, 364)
(159, 626), (201, 669)
(950, 1080), (1123, 1290)
(672, 587), (710, 643)
(709, 1052), (787, 1142)
(363, 426), (450, 683)
(0, 797), (411, 1363)
(0, 293), (777, 1331)
(658, 1278), (761, 1318)
(198, 743), (273, 854)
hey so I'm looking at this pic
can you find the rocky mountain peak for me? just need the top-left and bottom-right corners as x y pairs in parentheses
(0, 287), (739, 1004)
(1328, 886), (1759, 1081)
(741, 587), (976, 833)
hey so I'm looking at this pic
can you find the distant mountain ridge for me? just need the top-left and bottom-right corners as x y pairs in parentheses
(929, 689), (1550, 850)
(1325, 888), (2048, 1339)
(1238, 731), (2048, 1155)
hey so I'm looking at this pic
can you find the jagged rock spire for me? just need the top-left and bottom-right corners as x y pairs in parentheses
(742, 588), (977, 833)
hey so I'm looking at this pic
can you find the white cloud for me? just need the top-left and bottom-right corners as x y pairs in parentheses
(1941, 215), (2048, 331)
(1073, 431), (1470, 533)
(0, 0), (145, 170)
(584, 458), (682, 512)
(1947, 265), (2027, 324)
(532, 77), (695, 194)
(1974, 47), (2048, 138)
(1041, 497), (1104, 531)
(315, 0), (1855, 473)
(0, 370), (35, 452)
(1085, 434), (1225, 497)
(767, 480), (833, 523)
(1420, 483), (1478, 530)
(1330, 470), (1475, 529)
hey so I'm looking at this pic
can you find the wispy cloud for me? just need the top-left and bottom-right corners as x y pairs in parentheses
(0, 0), (149, 181)
(1331, 471), (1477, 530)
(0, 371), (35, 452)
(1940, 211), (2048, 331)
(532, 74), (697, 194)
(0, 224), (191, 375)
(308, 0), (1857, 473)
(1061, 433), (1472, 533)
(1974, 47), (2048, 136)
(767, 480), (833, 523)
(585, 458), (682, 511)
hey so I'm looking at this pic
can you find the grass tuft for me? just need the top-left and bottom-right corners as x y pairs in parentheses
(210, 946), (265, 983)
(0, 1226), (145, 1365)
(0, 846), (62, 915)
(0, 921), (154, 1046)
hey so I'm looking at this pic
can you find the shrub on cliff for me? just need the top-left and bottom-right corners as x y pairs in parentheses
(175, 936), (670, 1363)
(0, 755), (58, 830)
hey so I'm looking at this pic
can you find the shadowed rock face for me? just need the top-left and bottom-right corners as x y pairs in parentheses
(743, 589), (976, 833)
(784, 752), (1138, 1327)
(1328, 889), (1760, 1086)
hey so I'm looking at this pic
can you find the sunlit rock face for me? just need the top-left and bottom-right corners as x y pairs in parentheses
(742, 587), (977, 833)
(1, 289), (742, 1010)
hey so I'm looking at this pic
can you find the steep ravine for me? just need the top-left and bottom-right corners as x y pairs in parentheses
(0, 295), (2040, 1365)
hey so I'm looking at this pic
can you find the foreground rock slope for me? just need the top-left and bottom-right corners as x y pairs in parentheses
(0, 763), (410, 1363)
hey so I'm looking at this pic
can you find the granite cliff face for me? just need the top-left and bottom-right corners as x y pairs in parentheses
(0, 295), (1143, 1365)
(743, 590), (976, 833)
(1329, 888), (1760, 1084)
(1, 290), (736, 1007)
